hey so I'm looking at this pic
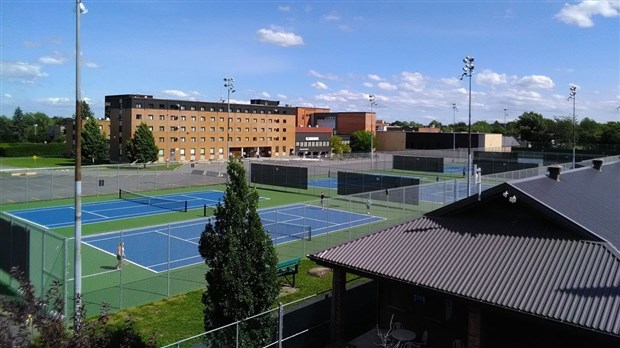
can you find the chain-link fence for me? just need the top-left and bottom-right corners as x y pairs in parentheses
(2, 152), (616, 324)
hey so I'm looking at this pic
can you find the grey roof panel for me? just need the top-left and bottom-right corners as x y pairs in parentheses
(310, 217), (620, 336)
(510, 161), (620, 250)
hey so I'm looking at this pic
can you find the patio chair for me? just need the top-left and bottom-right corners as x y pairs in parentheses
(410, 330), (428, 348)
(452, 339), (465, 348)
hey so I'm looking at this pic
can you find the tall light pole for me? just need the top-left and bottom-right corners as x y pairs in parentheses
(568, 86), (577, 168)
(368, 94), (377, 170)
(460, 56), (474, 196)
(223, 77), (235, 160)
(452, 103), (457, 153)
(74, 0), (87, 325)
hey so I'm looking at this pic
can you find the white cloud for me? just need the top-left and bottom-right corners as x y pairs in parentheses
(323, 13), (340, 21)
(338, 25), (351, 32)
(0, 61), (48, 84)
(399, 72), (426, 91)
(84, 61), (100, 68)
(261, 91), (271, 98)
(440, 77), (460, 87)
(508, 90), (543, 104)
(312, 81), (328, 89)
(309, 70), (338, 80)
(257, 27), (304, 47)
(377, 82), (397, 91)
(161, 90), (189, 98)
(22, 40), (39, 48)
(278, 5), (290, 12)
(315, 89), (360, 103)
(277, 93), (287, 99)
(476, 69), (508, 86)
(1, 62), (47, 78)
(368, 74), (382, 81)
(4, 93), (13, 98)
(363, 82), (373, 88)
(516, 75), (555, 89)
(43, 97), (71, 105)
(555, 0), (620, 28)
(38, 54), (65, 65)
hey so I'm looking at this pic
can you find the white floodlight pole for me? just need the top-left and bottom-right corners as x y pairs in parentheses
(224, 77), (235, 160)
(74, 0), (87, 326)
(452, 103), (457, 153)
(460, 56), (474, 196)
(568, 86), (577, 169)
(368, 95), (377, 170)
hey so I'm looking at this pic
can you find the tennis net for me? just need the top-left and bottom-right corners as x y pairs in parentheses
(263, 220), (312, 242)
(119, 189), (188, 212)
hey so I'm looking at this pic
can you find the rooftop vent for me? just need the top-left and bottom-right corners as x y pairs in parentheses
(548, 166), (562, 181)
(592, 159), (603, 171)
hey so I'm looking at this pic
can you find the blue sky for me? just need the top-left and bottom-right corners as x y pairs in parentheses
(1, 1), (619, 124)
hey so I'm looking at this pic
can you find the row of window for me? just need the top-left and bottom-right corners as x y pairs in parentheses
(134, 103), (289, 115)
(296, 141), (331, 147)
(149, 126), (286, 133)
(135, 114), (288, 124)
(158, 136), (286, 143)
(157, 146), (288, 156)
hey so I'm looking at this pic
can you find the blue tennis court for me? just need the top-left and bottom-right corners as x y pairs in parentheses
(8, 190), (226, 229)
(83, 204), (383, 272)
(309, 177), (337, 189)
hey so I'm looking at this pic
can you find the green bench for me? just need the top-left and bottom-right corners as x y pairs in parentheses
(276, 257), (301, 287)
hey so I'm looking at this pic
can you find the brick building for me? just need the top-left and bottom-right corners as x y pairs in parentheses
(104, 94), (297, 163)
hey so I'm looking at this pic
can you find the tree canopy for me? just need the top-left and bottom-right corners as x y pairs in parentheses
(198, 159), (279, 347)
(330, 135), (351, 155)
(81, 115), (109, 164)
(124, 123), (158, 163)
(349, 130), (375, 152)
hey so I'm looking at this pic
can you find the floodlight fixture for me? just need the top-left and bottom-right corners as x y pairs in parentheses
(224, 77), (235, 160)
(460, 55), (475, 196)
(368, 94), (377, 169)
(452, 103), (458, 152)
(568, 86), (577, 169)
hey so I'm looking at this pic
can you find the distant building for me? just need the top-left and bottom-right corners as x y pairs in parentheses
(104, 94), (297, 163)
(376, 131), (502, 151)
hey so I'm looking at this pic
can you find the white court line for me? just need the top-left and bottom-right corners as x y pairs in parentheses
(77, 242), (154, 274)
(82, 209), (109, 219)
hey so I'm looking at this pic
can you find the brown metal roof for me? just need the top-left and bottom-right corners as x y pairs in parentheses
(310, 216), (620, 336)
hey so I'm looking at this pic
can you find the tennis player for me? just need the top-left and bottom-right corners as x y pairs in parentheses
(116, 242), (125, 269)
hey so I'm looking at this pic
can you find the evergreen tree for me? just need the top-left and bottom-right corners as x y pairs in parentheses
(198, 159), (279, 347)
(10, 107), (27, 142)
(0, 116), (12, 142)
(81, 116), (108, 164)
(124, 123), (159, 163)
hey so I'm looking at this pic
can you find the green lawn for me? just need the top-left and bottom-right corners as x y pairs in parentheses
(104, 258), (363, 346)
(0, 156), (75, 168)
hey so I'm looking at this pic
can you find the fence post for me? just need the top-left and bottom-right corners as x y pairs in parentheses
(278, 302), (284, 348)
(236, 322), (239, 348)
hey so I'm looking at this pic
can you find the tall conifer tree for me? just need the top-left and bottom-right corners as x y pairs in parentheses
(198, 159), (279, 347)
